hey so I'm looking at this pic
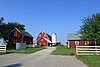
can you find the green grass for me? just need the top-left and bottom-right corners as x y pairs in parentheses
(0, 52), (7, 55)
(51, 45), (76, 55)
(0, 46), (46, 55)
(76, 55), (100, 67)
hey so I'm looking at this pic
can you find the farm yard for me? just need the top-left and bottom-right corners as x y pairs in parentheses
(0, 44), (100, 67)
(0, 47), (88, 67)
(0, 0), (100, 67)
(52, 45), (100, 67)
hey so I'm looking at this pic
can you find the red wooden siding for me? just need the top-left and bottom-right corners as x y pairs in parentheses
(23, 36), (33, 44)
(9, 29), (22, 47)
(37, 38), (48, 46)
(37, 32), (49, 46)
(68, 40), (95, 48)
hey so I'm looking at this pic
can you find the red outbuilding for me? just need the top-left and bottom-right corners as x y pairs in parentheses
(9, 27), (33, 49)
(36, 32), (51, 46)
(67, 34), (95, 48)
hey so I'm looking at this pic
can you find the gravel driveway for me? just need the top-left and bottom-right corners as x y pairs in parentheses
(0, 47), (88, 67)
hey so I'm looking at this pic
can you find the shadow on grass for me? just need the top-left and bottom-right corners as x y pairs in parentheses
(3, 63), (22, 67)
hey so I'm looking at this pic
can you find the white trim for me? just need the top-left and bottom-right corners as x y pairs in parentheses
(43, 37), (52, 43)
(41, 39), (43, 41)
(14, 31), (17, 36)
(9, 27), (22, 35)
(37, 38), (41, 41)
(39, 34), (41, 37)
(75, 41), (79, 45)
(68, 41), (69, 48)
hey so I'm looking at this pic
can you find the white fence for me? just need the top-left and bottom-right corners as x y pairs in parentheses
(16, 43), (26, 49)
(76, 46), (100, 55)
(0, 45), (6, 52)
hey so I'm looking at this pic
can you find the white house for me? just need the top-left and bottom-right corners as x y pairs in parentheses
(0, 37), (7, 45)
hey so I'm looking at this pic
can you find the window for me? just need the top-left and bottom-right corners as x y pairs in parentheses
(43, 43), (45, 45)
(39, 35), (41, 37)
(39, 43), (41, 45)
(44, 34), (47, 37)
(24, 41), (26, 43)
(85, 41), (89, 45)
(14, 40), (17, 44)
(41, 39), (43, 41)
(14, 31), (17, 36)
(75, 41), (79, 45)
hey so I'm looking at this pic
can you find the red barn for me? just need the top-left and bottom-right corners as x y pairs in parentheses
(36, 32), (51, 46)
(67, 34), (95, 48)
(9, 27), (33, 49)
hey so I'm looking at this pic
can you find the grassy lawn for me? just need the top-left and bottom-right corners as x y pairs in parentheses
(51, 45), (76, 55)
(0, 46), (46, 55)
(76, 55), (100, 67)
(0, 52), (7, 55)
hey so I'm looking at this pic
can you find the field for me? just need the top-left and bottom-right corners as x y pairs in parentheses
(76, 55), (100, 67)
(51, 45), (75, 55)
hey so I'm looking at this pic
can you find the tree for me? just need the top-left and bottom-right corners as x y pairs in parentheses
(7, 22), (25, 31)
(79, 13), (100, 45)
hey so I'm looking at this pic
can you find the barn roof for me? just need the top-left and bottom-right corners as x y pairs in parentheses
(43, 37), (52, 43)
(67, 34), (81, 40)
(9, 27), (33, 38)
(20, 30), (33, 38)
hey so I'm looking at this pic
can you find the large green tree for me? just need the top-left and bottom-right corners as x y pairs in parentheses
(79, 13), (100, 45)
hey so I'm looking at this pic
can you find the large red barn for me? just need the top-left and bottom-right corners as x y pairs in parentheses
(36, 32), (51, 46)
(9, 27), (33, 49)
(67, 34), (95, 48)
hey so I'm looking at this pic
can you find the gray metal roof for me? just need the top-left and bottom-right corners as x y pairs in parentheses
(67, 34), (81, 40)
(20, 30), (33, 38)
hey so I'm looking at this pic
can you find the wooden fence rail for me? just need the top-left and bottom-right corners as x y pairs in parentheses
(76, 46), (100, 55)
(0, 45), (6, 52)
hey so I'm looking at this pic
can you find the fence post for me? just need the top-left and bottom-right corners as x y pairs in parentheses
(76, 45), (78, 55)
(5, 45), (6, 52)
(95, 46), (97, 55)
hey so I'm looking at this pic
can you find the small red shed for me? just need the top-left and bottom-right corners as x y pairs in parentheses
(36, 32), (51, 46)
(9, 27), (33, 49)
(67, 34), (95, 48)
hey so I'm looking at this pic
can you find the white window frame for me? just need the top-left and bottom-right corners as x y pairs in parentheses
(75, 41), (79, 45)
(43, 43), (45, 45)
(14, 31), (17, 36)
(85, 41), (89, 45)
(39, 35), (41, 37)
(44, 34), (47, 37)
(39, 43), (41, 45)
(41, 39), (43, 41)
(68, 41), (69, 48)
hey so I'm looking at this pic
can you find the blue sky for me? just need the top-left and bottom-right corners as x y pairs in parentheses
(0, 0), (100, 43)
